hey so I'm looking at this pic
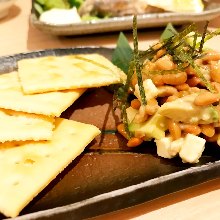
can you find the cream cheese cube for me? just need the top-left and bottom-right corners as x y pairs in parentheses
(179, 134), (206, 163)
(155, 137), (183, 159)
(155, 137), (174, 159)
(170, 138), (184, 157)
(134, 79), (159, 102)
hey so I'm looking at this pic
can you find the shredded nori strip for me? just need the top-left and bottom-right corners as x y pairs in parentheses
(199, 28), (220, 46)
(133, 15), (146, 105)
(142, 69), (185, 76)
(113, 60), (135, 138)
(199, 21), (209, 53)
(190, 62), (215, 92)
(171, 23), (196, 45)
(192, 32), (198, 56)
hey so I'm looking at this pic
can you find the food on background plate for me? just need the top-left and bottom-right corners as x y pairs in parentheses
(79, 0), (204, 18)
(114, 19), (220, 163)
(78, 0), (164, 18)
(145, 0), (204, 13)
(0, 118), (100, 218)
(35, 0), (204, 25)
(39, 7), (81, 25)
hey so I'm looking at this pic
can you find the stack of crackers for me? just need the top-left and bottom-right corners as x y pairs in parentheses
(0, 54), (125, 218)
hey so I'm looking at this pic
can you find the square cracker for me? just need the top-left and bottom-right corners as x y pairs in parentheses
(17, 54), (125, 94)
(0, 72), (86, 117)
(0, 118), (100, 218)
(0, 108), (54, 142)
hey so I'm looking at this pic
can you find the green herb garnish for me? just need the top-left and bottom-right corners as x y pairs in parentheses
(112, 32), (133, 73)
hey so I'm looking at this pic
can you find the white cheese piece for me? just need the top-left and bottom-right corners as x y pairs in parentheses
(126, 106), (138, 123)
(179, 133), (206, 163)
(134, 79), (159, 103)
(155, 137), (183, 159)
(39, 7), (81, 25)
(155, 137), (173, 159)
(170, 138), (184, 157)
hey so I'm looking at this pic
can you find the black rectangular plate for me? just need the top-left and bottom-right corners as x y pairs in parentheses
(0, 47), (220, 220)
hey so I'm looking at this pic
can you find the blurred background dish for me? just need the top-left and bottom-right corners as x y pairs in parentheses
(78, 0), (204, 17)
(0, 0), (15, 19)
(31, 0), (220, 36)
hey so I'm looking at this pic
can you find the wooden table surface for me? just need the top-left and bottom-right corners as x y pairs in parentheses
(0, 0), (220, 219)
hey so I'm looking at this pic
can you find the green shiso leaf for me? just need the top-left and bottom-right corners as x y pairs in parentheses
(35, 0), (70, 11)
(160, 23), (178, 41)
(112, 32), (133, 74)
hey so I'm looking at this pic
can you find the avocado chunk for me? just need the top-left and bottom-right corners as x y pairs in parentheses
(129, 113), (168, 140)
(158, 94), (219, 124)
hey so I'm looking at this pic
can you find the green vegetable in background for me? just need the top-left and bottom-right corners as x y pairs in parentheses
(34, 2), (44, 15)
(34, 0), (70, 15)
(36, 0), (70, 10)
(69, 0), (84, 8)
(34, 0), (86, 15)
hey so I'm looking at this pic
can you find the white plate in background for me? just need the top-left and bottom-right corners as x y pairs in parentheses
(30, 1), (220, 36)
